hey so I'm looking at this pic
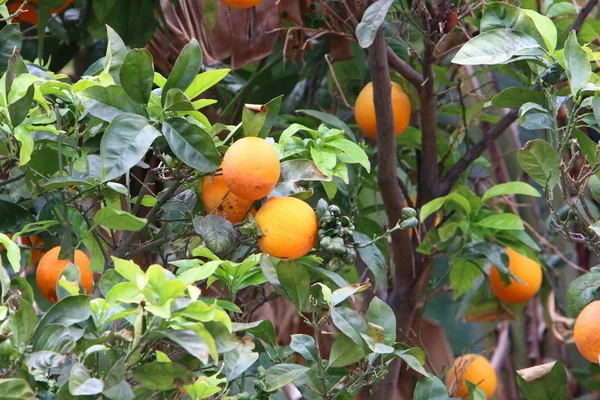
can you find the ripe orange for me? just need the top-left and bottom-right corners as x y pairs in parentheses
(255, 196), (317, 260)
(489, 248), (542, 304)
(7, 0), (72, 25)
(201, 175), (255, 224)
(22, 235), (44, 265)
(36, 246), (93, 303)
(222, 137), (280, 201)
(354, 81), (411, 140)
(574, 301), (600, 363)
(220, 0), (263, 8)
(445, 354), (497, 399)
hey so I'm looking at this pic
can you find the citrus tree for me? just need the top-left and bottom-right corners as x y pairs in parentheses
(0, 0), (600, 399)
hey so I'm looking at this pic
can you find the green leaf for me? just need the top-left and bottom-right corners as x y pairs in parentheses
(517, 139), (559, 191)
(325, 138), (370, 172)
(482, 182), (541, 202)
(475, 213), (524, 230)
(276, 260), (310, 310)
(566, 270), (600, 316)
(185, 68), (230, 99)
(104, 25), (128, 81)
(280, 159), (330, 182)
(420, 197), (446, 221)
(516, 361), (568, 400)
(119, 49), (154, 104)
(33, 295), (91, 341)
(193, 215), (235, 257)
(94, 208), (147, 231)
(162, 117), (220, 172)
(258, 95), (284, 138)
(331, 306), (368, 346)
(290, 334), (318, 362)
(8, 298), (36, 347)
(481, 3), (551, 50)
(466, 381), (488, 400)
(329, 334), (366, 367)
(161, 329), (212, 364)
(0, 24), (22, 74)
(6, 49), (27, 96)
(331, 281), (371, 306)
(232, 320), (277, 348)
(242, 107), (267, 137)
(450, 259), (482, 299)
(133, 362), (194, 390)
(224, 343), (259, 381)
(0, 379), (35, 400)
(413, 376), (449, 400)
(184, 373), (225, 400)
(354, 232), (387, 290)
(263, 364), (310, 392)
(452, 29), (541, 65)
(103, 359), (134, 400)
(367, 297), (396, 345)
(489, 87), (546, 109)
(0, 232), (21, 274)
(355, 0), (394, 48)
(81, 85), (146, 122)
(564, 30), (590, 96)
(296, 109), (355, 141)
(69, 363), (104, 395)
(522, 10), (557, 52)
(9, 84), (33, 126)
(311, 147), (337, 176)
(162, 39), (202, 104)
(163, 88), (195, 112)
(100, 114), (161, 181)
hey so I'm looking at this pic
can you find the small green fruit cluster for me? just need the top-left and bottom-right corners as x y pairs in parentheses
(318, 204), (357, 265)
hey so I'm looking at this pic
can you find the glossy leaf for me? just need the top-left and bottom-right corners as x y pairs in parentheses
(162, 39), (202, 104)
(564, 30), (590, 96)
(263, 364), (310, 392)
(276, 260), (311, 310)
(100, 114), (161, 181)
(355, 0), (394, 48)
(475, 213), (525, 230)
(331, 306), (368, 346)
(193, 215), (236, 257)
(290, 334), (318, 362)
(452, 29), (541, 65)
(0, 379), (35, 400)
(0, 24), (22, 74)
(482, 182), (540, 202)
(162, 117), (219, 172)
(366, 297), (396, 345)
(517, 139), (559, 190)
(329, 334), (366, 367)
(81, 85), (146, 122)
(413, 376), (449, 400)
(69, 363), (104, 395)
(133, 362), (194, 390)
(516, 361), (568, 400)
(119, 49), (154, 104)
(450, 259), (482, 299)
(94, 208), (148, 231)
(566, 270), (600, 316)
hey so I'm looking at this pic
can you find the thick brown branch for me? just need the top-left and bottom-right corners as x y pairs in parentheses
(367, 26), (415, 400)
(387, 47), (424, 90)
(441, 109), (518, 194)
(570, 0), (599, 32)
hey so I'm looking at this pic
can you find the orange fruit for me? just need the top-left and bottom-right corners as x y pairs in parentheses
(489, 247), (542, 304)
(354, 81), (411, 140)
(574, 301), (600, 363)
(7, 0), (72, 25)
(222, 137), (280, 201)
(255, 196), (317, 260)
(445, 354), (497, 399)
(201, 175), (255, 224)
(22, 235), (44, 265)
(220, 0), (263, 8)
(36, 246), (93, 303)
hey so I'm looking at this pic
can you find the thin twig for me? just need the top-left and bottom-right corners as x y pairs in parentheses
(570, 0), (599, 32)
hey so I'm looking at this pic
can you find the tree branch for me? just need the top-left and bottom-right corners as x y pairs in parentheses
(387, 47), (424, 90)
(570, 0), (599, 32)
(367, 26), (416, 400)
(441, 109), (518, 194)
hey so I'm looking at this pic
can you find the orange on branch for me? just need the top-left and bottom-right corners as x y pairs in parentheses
(489, 247), (542, 304)
(354, 81), (411, 140)
(220, 0), (263, 8)
(222, 137), (280, 201)
(445, 354), (497, 399)
(255, 196), (317, 260)
(574, 301), (600, 363)
(201, 175), (255, 224)
(36, 246), (93, 303)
